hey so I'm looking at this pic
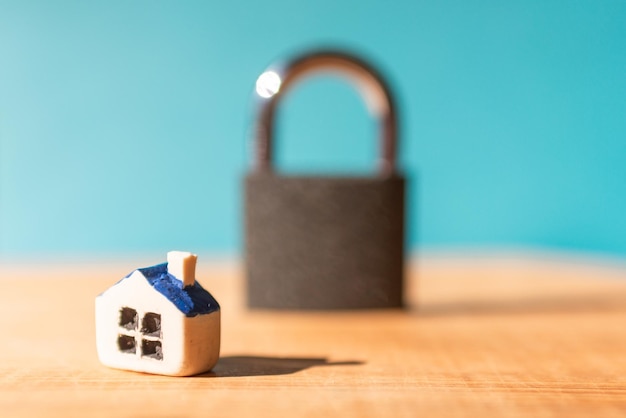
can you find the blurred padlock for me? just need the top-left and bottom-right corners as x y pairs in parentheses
(244, 50), (405, 309)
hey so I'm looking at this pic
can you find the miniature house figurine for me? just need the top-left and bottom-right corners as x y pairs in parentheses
(96, 251), (220, 376)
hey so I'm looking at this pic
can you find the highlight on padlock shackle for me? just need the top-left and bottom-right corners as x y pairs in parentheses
(253, 50), (399, 176)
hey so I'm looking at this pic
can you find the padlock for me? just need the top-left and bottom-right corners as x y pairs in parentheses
(244, 50), (405, 309)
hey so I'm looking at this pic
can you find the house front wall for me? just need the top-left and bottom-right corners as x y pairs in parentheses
(96, 272), (190, 376)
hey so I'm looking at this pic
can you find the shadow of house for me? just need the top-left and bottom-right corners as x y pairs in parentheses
(198, 356), (363, 378)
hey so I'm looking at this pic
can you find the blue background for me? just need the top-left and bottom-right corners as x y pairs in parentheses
(1, 1), (625, 258)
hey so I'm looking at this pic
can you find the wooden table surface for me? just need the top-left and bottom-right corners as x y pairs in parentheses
(1, 253), (626, 417)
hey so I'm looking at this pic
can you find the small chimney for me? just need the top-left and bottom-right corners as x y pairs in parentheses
(167, 251), (197, 287)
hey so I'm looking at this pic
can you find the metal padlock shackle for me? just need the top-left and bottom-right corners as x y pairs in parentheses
(254, 50), (399, 176)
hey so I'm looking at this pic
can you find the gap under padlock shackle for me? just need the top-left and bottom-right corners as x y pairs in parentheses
(245, 49), (406, 310)
(253, 50), (399, 177)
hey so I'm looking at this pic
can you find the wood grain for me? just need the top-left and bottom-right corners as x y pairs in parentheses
(1, 254), (626, 417)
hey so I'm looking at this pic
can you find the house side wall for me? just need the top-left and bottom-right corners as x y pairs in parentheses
(178, 310), (221, 376)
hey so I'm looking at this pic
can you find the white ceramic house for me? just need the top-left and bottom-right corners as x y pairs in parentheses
(96, 251), (220, 376)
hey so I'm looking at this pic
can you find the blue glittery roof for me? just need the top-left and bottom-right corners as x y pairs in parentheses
(126, 262), (219, 317)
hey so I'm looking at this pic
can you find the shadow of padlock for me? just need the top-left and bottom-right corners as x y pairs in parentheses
(244, 50), (405, 309)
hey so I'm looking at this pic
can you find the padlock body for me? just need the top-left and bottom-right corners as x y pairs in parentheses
(244, 173), (405, 309)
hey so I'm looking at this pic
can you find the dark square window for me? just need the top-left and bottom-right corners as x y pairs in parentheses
(119, 307), (137, 330)
(118, 334), (136, 354)
(141, 339), (163, 360)
(117, 308), (163, 360)
(141, 312), (161, 337)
